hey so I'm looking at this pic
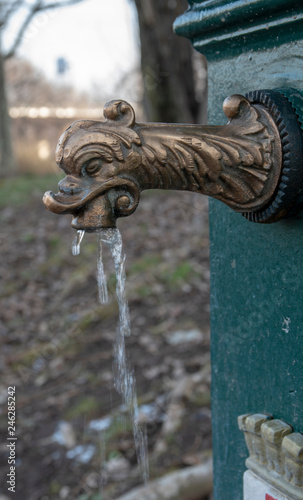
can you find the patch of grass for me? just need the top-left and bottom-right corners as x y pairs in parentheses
(0, 173), (62, 208)
(107, 450), (122, 461)
(77, 312), (95, 332)
(104, 414), (133, 442)
(94, 301), (119, 321)
(21, 232), (36, 242)
(170, 261), (193, 282)
(137, 392), (156, 406)
(49, 235), (60, 247)
(73, 303), (119, 335)
(136, 284), (152, 298)
(162, 261), (194, 285)
(165, 432), (179, 446)
(1, 281), (19, 297)
(189, 390), (211, 407)
(130, 257), (195, 293)
(11, 343), (49, 367)
(82, 241), (98, 255)
(65, 396), (100, 420)
(130, 254), (162, 274)
(76, 494), (103, 500)
(48, 480), (61, 495)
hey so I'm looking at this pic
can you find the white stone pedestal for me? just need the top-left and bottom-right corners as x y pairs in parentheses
(244, 471), (292, 500)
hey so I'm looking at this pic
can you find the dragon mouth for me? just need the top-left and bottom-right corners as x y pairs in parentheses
(43, 177), (140, 230)
(43, 178), (123, 214)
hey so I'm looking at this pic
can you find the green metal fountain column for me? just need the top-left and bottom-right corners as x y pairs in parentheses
(175, 2), (303, 499)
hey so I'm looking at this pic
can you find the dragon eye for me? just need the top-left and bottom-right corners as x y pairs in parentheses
(83, 158), (103, 176)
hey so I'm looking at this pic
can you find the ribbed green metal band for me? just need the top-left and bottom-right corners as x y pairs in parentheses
(275, 88), (303, 211)
(277, 87), (303, 130)
(242, 89), (303, 223)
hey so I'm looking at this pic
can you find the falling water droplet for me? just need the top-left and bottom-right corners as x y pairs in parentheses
(97, 235), (109, 304)
(72, 230), (85, 256)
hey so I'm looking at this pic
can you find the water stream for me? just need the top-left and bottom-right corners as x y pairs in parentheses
(72, 228), (149, 497)
(98, 229), (150, 495)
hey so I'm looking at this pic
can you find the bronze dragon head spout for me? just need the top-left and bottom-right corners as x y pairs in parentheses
(43, 100), (142, 230)
(43, 90), (303, 227)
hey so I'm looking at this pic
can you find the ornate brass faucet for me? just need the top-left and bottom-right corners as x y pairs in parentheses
(43, 89), (303, 227)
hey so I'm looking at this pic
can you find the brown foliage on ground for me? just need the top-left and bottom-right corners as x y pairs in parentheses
(0, 176), (211, 499)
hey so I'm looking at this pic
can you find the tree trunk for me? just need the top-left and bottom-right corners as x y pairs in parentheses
(0, 36), (16, 177)
(133, 0), (205, 124)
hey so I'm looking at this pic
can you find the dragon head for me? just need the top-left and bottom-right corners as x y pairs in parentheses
(43, 100), (142, 231)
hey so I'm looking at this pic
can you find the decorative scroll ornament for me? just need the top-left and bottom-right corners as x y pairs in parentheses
(43, 90), (303, 229)
(239, 413), (303, 500)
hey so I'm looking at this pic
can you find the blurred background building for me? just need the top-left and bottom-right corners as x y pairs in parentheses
(0, 0), (207, 177)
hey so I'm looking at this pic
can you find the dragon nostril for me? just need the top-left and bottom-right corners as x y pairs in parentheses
(58, 176), (82, 194)
(59, 183), (82, 195)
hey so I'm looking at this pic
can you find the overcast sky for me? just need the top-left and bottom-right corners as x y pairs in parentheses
(3, 0), (140, 98)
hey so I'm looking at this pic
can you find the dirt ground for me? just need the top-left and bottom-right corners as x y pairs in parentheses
(0, 175), (211, 500)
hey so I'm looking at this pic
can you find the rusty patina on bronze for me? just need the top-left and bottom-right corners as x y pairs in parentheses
(43, 93), (287, 229)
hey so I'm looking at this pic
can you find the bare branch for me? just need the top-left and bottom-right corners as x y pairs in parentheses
(4, 1), (42, 58)
(0, 0), (24, 29)
(3, 0), (88, 59)
(35, 0), (87, 10)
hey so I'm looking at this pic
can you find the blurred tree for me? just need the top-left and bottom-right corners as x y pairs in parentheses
(0, 0), (88, 176)
(6, 57), (90, 107)
(132, 0), (206, 124)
